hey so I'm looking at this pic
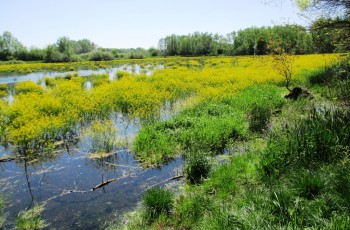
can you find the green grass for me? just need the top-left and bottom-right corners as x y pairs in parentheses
(142, 187), (174, 222)
(122, 60), (350, 229)
(184, 151), (211, 184)
(133, 84), (285, 166)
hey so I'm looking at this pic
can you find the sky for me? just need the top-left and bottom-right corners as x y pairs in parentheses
(0, 0), (307, 49)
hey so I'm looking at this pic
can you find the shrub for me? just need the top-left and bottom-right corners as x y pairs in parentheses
(142, 187), (174, 221)
(184, 151), (211, 184)
(88, 51), (114, 61)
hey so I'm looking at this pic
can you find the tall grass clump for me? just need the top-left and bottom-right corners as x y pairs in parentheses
(309, 56), (350, 105)
(174, 193), (213, 228)
(261, 106), (350, 178)
(184, 151), (211, 184)
(248, 104), (272, 133)
(16, 205), (46, 230)
(142, 187), (174, 222)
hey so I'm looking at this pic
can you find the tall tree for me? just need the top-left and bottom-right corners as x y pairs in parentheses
(0, 31), (26, 60)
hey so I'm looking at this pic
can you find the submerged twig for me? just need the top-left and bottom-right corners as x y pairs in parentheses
(92, 175), (130, 191)
(146, 174), (184, 191)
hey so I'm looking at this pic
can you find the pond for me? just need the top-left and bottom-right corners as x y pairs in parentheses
(0, 64), (164, 85)
(0, 111), (184, 229)
(0, 64), (185, 229)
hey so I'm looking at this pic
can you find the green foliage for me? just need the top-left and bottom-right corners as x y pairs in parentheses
(124, 59), (350, 230)
(134, 84), (284, 165)
(0, 31), (26, 61)
(292, 170), (325, 200)
(15, 81), (44, 95)
(0, 84), (8, 97)
(88, 51), (114, 61)
(248, 104), (271, 132)
(184, 151), (211, 184)
(175, 193), (213, 227)
(142, 187), (174, 221)
(261, 106), (350, 178)
(309, 56), (350, 105)
(16, 205), (46, 230)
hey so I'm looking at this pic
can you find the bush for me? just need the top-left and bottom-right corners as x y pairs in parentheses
(184, 151), (211, 184)
(142, 187), (174, 221)
(88, 51), (114, 61)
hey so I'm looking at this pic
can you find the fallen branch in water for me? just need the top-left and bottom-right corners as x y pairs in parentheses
(146, 174), (184, 191)
(92, 175), (130, 191)
(92, 178), (119, 191)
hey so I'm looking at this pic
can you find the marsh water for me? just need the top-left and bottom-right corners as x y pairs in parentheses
(0, 65), (184, 229)
(0, 64), (163, 84)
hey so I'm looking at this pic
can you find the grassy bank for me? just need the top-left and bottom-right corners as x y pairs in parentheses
(117, 56), (350, 229)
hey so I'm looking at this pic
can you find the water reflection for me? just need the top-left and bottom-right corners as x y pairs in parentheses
(0, 64), (164, 85)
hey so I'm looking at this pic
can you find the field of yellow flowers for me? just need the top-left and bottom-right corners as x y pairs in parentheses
(0, 55), (338, 156)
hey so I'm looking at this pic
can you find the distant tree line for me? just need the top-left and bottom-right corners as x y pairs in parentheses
(0, 33), (158, 62)
(158, 23), (348, 56)
(0, 21), (349, 62)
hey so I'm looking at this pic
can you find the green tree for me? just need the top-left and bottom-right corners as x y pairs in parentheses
(75, 39), (96, 54)
(0, 31), (26, 60)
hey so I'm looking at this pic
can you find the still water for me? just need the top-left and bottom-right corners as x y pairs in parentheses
(0, 64), (183, 229)
(0, 64), (163, 84)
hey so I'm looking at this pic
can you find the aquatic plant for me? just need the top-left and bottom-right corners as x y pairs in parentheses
(87, 119), (118, 153)
(16, 205), (46, 230)
(142, 187), (174, 221)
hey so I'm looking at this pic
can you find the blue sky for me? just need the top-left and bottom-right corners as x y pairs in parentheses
(0, 0), (306, 49)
